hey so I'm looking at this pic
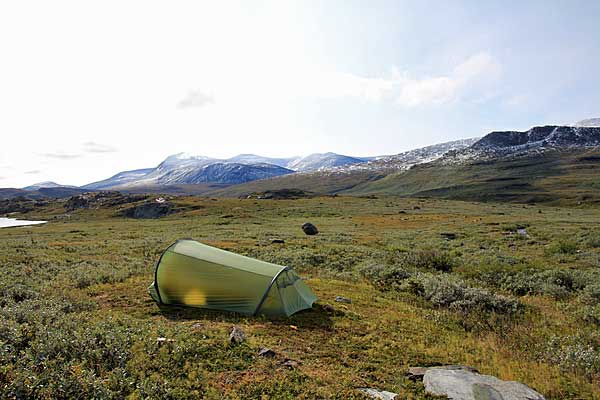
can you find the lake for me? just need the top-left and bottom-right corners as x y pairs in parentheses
(0, 217), (47, 228)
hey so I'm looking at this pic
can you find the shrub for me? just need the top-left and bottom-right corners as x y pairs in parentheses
(358, 264), (411, 290)
(542, 335), (600, 378)
(547, 239), (578, 255)
(498, 268), (590, 299)
(400, 273), (520, 315)
(399, 249), (455, 272)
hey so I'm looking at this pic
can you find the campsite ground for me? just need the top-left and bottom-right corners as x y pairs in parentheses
(1, 196), (600, 399)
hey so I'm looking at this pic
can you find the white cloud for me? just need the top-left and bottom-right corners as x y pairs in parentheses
(242, 52), (501, 107)
(83, 141), (117, 153)
(38, 152), (81, 160)
(177, 90), (215, 109)
(395, 52), (501, 107)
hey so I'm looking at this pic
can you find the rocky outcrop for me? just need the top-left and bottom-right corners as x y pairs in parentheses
(120, 202), (173, 219)
(65, 192), (148, 211)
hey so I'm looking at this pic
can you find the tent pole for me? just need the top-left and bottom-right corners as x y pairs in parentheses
(253, 266), (291, 316)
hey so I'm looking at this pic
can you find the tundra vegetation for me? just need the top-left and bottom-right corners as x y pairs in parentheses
(0, 195), (599, 399)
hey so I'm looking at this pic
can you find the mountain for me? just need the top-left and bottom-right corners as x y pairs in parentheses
(328, 138), (479, 173)
(82, 168), (155, 190)
(287, 152), (367, 171)
(344, 125), (600, 204)
(152, 162), (294, 185)
(212, 124), (600, 205)
(227, 154), (298, 168)
(23, 181), (76, 191)
(0, 186), (86, 200)
(82, 152), (370, 190)
(211, 138), (478, 197)
(575, 118), (600, 128)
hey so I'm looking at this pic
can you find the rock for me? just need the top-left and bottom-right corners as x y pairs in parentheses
(271, 238), (285, 244)
(407, 365), (478, 381)
(281, 359), (299, 369)
(413, 206), (421, 210)
(357, 388), (398, 399)
(323, 304), (335, 313)
(258, 347), (276, 358)
(191, 322), (204, 330)
(516, 228), (529, 237)
(441, 232), (457, 240)
(423, 368), (545, 400)
(229, 326), (246, 344)
(301, 222), (319, 235)
(335, 296), (352, 304)
(121, 202), (173, 219)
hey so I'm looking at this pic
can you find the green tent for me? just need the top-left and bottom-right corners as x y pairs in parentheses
(148, 239), (317, 316)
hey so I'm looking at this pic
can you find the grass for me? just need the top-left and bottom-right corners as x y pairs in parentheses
(1, 195), (599, 398)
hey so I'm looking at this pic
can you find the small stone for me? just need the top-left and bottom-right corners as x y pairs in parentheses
(156, 337), (175, 345)
(191, 323), (204, 330)
(358, 388), (398, 399)
(258, 347), (276, 357)
(229, 326), (246, 344)
(323, 304), (335, 312)
(271, 238), (285, 244)
(301, 222), (319, 235)
(335, 296), (352, 304)
(281, 359), (299, 369)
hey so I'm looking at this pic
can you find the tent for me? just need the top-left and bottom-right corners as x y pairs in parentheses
(148, 239), (317, 316)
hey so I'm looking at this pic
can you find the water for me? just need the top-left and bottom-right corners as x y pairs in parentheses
(0, 217), (47, 228)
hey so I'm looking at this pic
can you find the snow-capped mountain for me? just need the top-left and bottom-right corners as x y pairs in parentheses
(82, 169), (154, 190)
(23, 181), (77, 190)
(438, 125), (600, 164)
(322, 138), (480, 173)
(287, 153), (368, 171)
(575, 118), (600, 128)
(82, 152), (375, 189)
(227, 154), (298, 168)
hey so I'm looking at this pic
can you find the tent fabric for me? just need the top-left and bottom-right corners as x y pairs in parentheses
(148, 240), (317, 316)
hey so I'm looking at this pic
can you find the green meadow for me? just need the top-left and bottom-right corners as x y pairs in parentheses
(1, 196), (599, 399)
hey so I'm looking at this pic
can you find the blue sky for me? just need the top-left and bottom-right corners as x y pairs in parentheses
(1, 0), (599, 187)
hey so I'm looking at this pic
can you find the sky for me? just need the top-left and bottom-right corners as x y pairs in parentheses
(1, 0), (599, 187)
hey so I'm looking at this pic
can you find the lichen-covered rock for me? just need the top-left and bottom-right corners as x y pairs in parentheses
(357, 388), (398, 399)
(423, 368), (545, 400)
(229, 326), (246, 344)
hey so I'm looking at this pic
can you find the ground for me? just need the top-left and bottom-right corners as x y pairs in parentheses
(1, 196), (599, 399)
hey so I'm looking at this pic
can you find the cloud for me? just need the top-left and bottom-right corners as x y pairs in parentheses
(177, 90), (215, 109)
(395, 52), (501, 107)
(83, 141), (117, 153)
(299, 52), (501, 108)
(39, 152), (81, 160)
(25, 170), (40, 174)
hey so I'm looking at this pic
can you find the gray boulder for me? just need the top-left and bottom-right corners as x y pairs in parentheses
(423, 368), (545, 400)
(301, 222), (319, 235)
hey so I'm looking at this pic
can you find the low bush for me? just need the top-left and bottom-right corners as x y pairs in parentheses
(401, 273), (521, 315)
(541, 335), (600, 378)
(547, 238), (578, 255)
(400, 249), (455, 272)
(498, 268), (595, 300)
(358, 264), (411, 290)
